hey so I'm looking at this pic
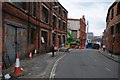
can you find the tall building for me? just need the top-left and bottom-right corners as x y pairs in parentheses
(105, 1), (120, 54)
(2, 2), (68, 69)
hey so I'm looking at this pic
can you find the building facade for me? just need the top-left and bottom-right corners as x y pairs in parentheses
(80, 15), (86, 47)
(67, 18), (80, 40)
(67, 15), (86, 48)
(2, 2), (68, 69)
(105, 1), (120, 54)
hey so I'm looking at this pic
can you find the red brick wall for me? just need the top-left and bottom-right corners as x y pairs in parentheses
(80, 17), (86, 47)
(105, 2), (120, 54)
(0, 2), (2, 62)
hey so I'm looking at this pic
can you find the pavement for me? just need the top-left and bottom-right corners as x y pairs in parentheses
(2, 49), (73, 79)
(99, 49), (120, 63)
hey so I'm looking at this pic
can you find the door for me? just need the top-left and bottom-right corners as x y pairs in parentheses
(3, 23), (27, 68)
(4, 24), (16, 67)
(17, 28), (27, 59)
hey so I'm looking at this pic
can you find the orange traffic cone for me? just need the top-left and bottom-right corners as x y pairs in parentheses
(29, 51), (32, 60)
(13, 52), (22, 77)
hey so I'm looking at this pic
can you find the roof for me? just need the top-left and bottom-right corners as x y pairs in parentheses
(68, 18), (80, 21)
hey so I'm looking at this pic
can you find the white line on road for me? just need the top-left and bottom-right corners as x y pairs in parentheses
(94, 59), (96, 62)
(49, 52), (67, 79)
(105, 67), (111, 72)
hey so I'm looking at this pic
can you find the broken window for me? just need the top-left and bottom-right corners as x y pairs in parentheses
(42, 6), (49, 23)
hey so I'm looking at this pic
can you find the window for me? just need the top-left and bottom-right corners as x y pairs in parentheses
(42, 6), (49, 23)
(12, 2), (27, 10)
(117, 2), (120, 15)
(110, 26), (114, 35)
(63, 22), (66, 30)
(53, 2), (58, 10)
(58, 20), (61, 29)
(31, 2), (36, 17)
(63, 11), (66, 18)
(60, 21), (63, 29)
(59, 6), (61, 14)
(30, 28), (35, 44)
(52, 15), (57, 27)
(116, 23), (120, 33)
(111, 9), (114, 19)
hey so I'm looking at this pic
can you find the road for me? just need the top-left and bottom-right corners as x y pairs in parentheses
(53, 49), (118, 78)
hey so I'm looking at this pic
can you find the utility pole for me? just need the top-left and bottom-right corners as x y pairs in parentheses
(86, 21), (89, 46)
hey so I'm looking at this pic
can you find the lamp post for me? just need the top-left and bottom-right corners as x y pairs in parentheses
(86, 21), (89, 47)
(52, 30), (54, 57)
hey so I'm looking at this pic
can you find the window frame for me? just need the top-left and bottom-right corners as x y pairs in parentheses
(42, 5), (49, 24)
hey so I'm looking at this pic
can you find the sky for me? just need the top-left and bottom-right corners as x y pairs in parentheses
(59, 0), (115, 36)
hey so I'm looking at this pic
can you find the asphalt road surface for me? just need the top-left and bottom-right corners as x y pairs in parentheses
(54, 49), (118, 78)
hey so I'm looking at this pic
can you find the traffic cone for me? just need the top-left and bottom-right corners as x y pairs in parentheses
(13, 52), (22, 77)
(29, 51), (32, 60)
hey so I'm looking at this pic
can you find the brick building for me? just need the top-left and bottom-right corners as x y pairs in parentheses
(105, 1), (120, 54)
(67, 15), (86, 48)
(80, 15), (86, 47)
(2, 2), (68, 69)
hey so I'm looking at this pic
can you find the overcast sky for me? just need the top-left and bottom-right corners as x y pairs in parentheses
(59, 0), (115, 36)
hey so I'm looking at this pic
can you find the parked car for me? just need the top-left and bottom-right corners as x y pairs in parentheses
(92, 43), (100, 49)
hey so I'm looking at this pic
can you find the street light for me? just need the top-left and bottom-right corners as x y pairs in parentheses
(52, 30), (55, 57)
